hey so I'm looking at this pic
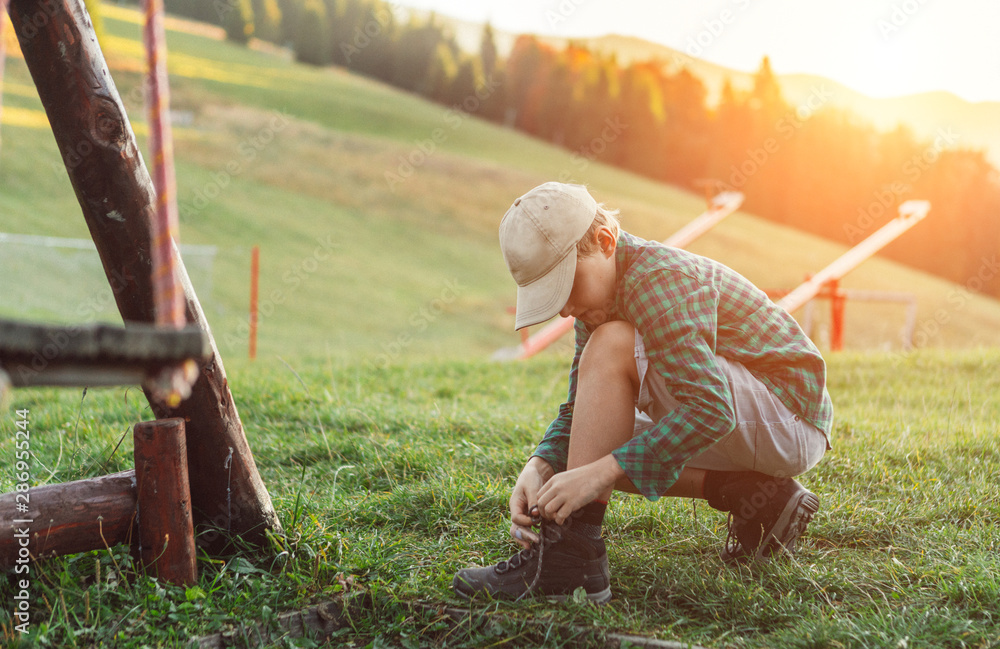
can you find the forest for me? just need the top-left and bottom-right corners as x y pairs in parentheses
(126, 0), (1000, 299)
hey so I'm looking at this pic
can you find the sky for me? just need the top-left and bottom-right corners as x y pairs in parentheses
(392, 0), (1000, 104)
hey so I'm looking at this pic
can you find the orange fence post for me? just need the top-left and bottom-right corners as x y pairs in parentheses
(249, 245), (259, 360)
(829, 279), (846, 352)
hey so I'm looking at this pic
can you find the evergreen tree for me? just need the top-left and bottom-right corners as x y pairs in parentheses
(347, 1), (398, 82)
(749, 56), (783, 121)
(424, 40), (459, 101)
(165, 0), (219, 24)
(504, 35), (555, 133)
(660, 68), (710, 186)
(537, 56), (574, 145)
(614, 62), (664, 175)
(251, 0), (283, 44)
(476, 22), (506, 122)
(222, 0), (255, 44)
(277, 0), (302, 44)
(480, 22), (498, 81)
(391, 14), (455, 96)
(447, 57), (479, 109)
(294, 0), (329, 65)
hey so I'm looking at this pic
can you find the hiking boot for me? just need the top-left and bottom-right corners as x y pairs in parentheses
(713, 474), (819, 565)
(452, 512), (611, 603)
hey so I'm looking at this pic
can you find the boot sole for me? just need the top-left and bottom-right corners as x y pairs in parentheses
(753, 489), (819, 564)
(544, 586), (612, 604)
(452, 577), (612, 604)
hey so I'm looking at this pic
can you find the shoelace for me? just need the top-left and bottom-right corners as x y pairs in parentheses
(512, 508), (566, 602)
(724, 512), (741, 558)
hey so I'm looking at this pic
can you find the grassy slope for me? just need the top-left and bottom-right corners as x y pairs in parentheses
(2, 5), (1000, 365)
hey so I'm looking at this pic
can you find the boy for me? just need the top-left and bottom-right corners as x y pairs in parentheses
(453, 182), (833, 603)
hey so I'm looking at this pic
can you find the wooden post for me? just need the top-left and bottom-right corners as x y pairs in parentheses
(134, 418), (197, 586)
(8, 0), (281, 553)
(0, 471), (136, 570)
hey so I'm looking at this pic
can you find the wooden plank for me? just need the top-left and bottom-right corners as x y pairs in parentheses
(0, 471), (137, 570)
(8, 0), (281, 552)
(0, 319), (210, 387)
(776, 200), (930, 314)
(134, 418), (197, 586)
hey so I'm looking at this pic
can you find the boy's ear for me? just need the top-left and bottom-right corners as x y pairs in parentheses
(598, 227), (617, 256)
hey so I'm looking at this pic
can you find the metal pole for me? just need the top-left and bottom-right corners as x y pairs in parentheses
(249, 245), (259, 360)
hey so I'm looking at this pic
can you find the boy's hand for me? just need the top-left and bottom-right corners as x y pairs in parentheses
(508, 457), (553, 549)
(536, 455), (623, 524)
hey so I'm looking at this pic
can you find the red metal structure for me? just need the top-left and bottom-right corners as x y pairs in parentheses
(775, 200), (930, 350)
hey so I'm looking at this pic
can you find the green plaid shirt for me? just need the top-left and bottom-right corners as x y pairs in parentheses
(533, 231), (834, 500)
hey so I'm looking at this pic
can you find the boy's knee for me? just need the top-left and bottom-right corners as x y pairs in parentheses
(586, 320), (635, 352)
(580, 321), (636, 374)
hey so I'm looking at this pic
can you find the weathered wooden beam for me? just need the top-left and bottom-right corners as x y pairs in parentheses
(0, 470), (137, 570)
(134, 418), (197, 586)
(8, 0), (281, 552)
(0, 319), (210, 387)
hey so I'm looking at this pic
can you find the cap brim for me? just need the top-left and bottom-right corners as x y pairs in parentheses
(513, 250), (576, 330)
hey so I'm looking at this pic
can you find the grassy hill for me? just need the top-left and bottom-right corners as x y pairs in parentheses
(2, 4), (1000, 365)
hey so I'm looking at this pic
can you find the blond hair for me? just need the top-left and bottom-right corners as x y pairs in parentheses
(576, 203), (621, 256)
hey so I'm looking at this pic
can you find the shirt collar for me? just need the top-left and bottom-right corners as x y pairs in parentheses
(612, 231), (639, 319)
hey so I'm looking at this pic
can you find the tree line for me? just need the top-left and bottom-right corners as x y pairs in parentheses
(140, 0), (1000, 300)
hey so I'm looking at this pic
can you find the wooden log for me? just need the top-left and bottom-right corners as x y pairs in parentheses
(8, 0), (281, 553)
(0, 471), (136, 571)
(134, 418), (197, 586)
(0, 319), (209, 388)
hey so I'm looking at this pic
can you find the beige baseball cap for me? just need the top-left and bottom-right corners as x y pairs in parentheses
(499, 182), (597, 330)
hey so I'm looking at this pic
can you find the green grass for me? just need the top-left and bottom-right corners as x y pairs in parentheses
(2, 350), (999, 647)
